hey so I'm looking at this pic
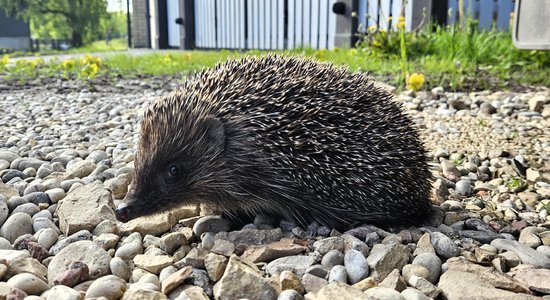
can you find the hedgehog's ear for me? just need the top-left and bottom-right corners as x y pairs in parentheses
(201, 116), (226, 152)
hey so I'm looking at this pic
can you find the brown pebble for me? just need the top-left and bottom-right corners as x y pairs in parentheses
(28, 242), (49, 262)
(53, 261), (90, 287)
(7, 287), (28, 300)
(12, 234), (36, 251)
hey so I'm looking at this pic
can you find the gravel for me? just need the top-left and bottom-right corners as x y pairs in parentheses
(0, 79), (549, 299)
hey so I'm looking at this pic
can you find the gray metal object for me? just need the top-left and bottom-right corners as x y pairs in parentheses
(513, 0), (550, 50)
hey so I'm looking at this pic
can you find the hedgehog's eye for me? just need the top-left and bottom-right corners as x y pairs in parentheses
(169, 165), (179, 176)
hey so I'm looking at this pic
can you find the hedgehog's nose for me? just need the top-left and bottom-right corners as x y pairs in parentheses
(115, 203), (131, 222)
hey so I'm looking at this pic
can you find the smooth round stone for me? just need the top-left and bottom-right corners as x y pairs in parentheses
(85, 275), (127, 299)
(23, 183), (45, 195)
(321, 250), (344, 269)
(35, 228), (58, 250)
(115, 232), (143, 260)
(402, 264), (431, 282)
(138, 273), (160, 289)
(0, 159), (9, 171)
(430, 232), (460, 259)
(7, 197), (28, 212)
(45, 188), (65, 204)
(22, 192), (50, 205)
(42, 285), (82, 300)
(193, 216), (231, 236)
(412, 253), (442, 284)
(536, 245), (550, 258)
(31, 209), (53, 222)
(33, 217), (61, 234)
(364, 287), (405, 300)
(2, 170), (27, 182)
(7, 273), (50, 295)
(159, 266), (177, 283)
(88, 150), (109, 163)
(344, 249), (369, 284)
(12, 203), (40, 216)
(36, 165), (53, 178)
(0, 212), (33, 243)
(328, 265), (348, 283)
(455, 180), (472, 196)
(110, 257), (130, 281)
(0, 198), (8, 227)
(0, 237), (13, 249)
(277, 289), (304, 300)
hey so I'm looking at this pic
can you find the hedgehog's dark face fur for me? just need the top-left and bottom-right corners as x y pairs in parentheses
(116, 91), (228, 222)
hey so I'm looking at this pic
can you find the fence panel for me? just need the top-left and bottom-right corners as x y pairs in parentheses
(288, 0), (295, 48)
(277, 0), (284, 49)
(318, 0), (329, 48)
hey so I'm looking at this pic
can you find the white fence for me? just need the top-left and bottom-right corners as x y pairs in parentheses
(193, 0), (516, 50)
(194, 0), (337, 50)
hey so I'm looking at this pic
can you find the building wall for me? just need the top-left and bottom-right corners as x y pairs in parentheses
(132, 0), (150, 48)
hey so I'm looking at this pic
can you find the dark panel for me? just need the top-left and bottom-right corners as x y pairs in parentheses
(0, 8), (30, 37)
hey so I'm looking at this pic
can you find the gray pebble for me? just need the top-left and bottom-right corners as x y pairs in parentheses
(193, 216), (231, 236)
(22, 192), (50, 205)
(49, 229), (93, 255)
(35, 228), (58, 249)
(0, 236), (13, 249)
(7, 197), (28, 211)
(110, 257), (131, 281)
(491, 238), (550, 268)
(159, 265), (177, 283)
(430, 232), (460, 259)
(45, 188), (65, 203)
(305, 264), (328, 278)
(31, 209), (53, 222)
(12, 203), (40, 216)
(412, 253), (441, 284)
(344, 249), (369, 284)
(328, 265), (348, 283)
(455, 180), (472, 196)
(33, 217), (61, 234)
(0, 212), (33, 243)
(277, 289), (304, 300)
(321, 249), (344, 269)
(115, 232), (143, 260)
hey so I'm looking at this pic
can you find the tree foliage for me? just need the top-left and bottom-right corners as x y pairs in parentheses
(0, 0), (108, 47)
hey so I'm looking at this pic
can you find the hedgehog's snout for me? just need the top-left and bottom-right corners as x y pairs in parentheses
(115, 203), (131, 222)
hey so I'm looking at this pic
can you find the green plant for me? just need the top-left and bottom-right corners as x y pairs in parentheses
(506, 177), (526, 191)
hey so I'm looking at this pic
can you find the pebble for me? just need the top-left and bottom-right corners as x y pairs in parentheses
(0, 212), (33, 243)
(328, 265), (347, 283)
(321, 249), (344, 269)
(85, 274), (127, 299)
(430, 232), (461, 259)
(344, 249), (369, 284)
(7, 273), (50, 295)
(193, 216), (231, 236)
(110, 257), (131, 281)
(48, 241), (110, 285)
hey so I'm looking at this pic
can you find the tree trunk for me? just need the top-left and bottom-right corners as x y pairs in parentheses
(72, 31), (83, 47)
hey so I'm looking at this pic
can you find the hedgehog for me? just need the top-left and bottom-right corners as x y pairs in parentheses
(115, 55), (432, 230)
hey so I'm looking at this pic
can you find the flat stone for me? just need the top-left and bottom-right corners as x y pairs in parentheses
(0, 182), (19, 199)
(438, 270), (538, 300)
(407, 275), (441, 298)
(204, 253), (228, 282)
(56, 183), (115, 236)
(5, 257), (47, 282)
(213, 255), (277, 300)
(242, 238), (308, 263)
(304, 281), (368, 300)
(491, 238), (550, 268)
(509, 267), (550, 294)
(430, 232), (460, 259)
(159, 232), (187, 255)
(378, 269), (407, 292)
(65, 160), (96, 179)
(122, 288), (168, 300)
(133, 254), (173, 274)
(446, 257), (530, 293)
(49, 229), (92, 255)
(160, 265), (193, 294)
(364, 287), (406, 300)
(401, 288), (432, 300)
(47, 240), (110, 285)
(301, 273), (328, 294)
(104, 173), (132, 198)
(366, 243), (409, 281)
(211, 239), (235, 257)
(312, 237), (344, 255)
(266, 255), (317, 277)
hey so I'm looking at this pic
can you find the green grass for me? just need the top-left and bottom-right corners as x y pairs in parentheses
(4, 38), (128, 57)
(1, 24), (549, 91)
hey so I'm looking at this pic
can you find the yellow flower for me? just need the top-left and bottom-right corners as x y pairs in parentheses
(398, 16), (405, 22)
(397, 21), (405, 29)
(184, 53), (192, 60)
(81, 63), (99, 78)
(367, 25), (377, 32)
(407, 73), (425, 91)
(34, 58), (44, 66)
(372, 41), (382, 47)
(349, 49), (357, 55)
(388, 16), (393, 21)
(315, 49), (327, 59)
(81, 54), (102, 66)
(62, 59), (76, 69)
(1, 54), (9, 68)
